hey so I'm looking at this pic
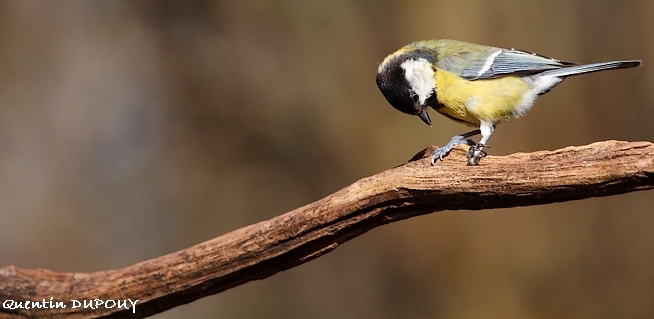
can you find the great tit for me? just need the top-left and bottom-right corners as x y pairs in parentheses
(376, 39), (641, 165)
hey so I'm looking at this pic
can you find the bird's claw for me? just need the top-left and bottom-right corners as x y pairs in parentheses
(430, 135), (476, 165)
(466, 143), (488, 166)
(430, 147), (451, 164)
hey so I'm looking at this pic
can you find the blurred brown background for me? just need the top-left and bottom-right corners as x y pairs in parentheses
(0, 1), (652, 318)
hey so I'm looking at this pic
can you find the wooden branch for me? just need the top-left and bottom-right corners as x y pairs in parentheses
(1, 140), (653, 318)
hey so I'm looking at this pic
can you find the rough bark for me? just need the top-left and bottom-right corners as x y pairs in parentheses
(1, 140), (653, 318)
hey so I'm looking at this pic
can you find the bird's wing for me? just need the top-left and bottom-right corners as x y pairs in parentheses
(438, 48), (576, 80)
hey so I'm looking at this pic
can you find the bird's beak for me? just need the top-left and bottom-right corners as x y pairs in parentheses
(418, 107), (432, 126)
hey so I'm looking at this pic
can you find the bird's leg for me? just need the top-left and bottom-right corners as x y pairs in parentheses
(431, 129), (480, 164)
(466, 121), (494, 166)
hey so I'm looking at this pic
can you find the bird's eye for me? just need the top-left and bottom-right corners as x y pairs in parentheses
(411, 94), (419, 103)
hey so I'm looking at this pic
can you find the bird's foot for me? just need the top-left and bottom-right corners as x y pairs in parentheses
(431, 135), (476, 165)
(466, 143), (488, 166)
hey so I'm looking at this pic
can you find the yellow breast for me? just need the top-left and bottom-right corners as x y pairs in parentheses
(434, 69), (532, 125)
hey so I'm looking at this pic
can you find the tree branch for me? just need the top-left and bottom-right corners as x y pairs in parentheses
(1, 140), (653, 318)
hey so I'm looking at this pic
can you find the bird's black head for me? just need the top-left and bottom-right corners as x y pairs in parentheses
(376, 50), (437, 126)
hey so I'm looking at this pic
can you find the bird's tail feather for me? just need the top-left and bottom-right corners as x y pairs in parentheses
(541, 60), (641, 78)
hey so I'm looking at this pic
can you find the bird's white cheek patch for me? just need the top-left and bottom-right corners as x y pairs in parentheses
(401, 58), (435, 105)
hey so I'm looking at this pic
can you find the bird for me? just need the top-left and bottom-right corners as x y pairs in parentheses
(376, 39), (641, 165)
